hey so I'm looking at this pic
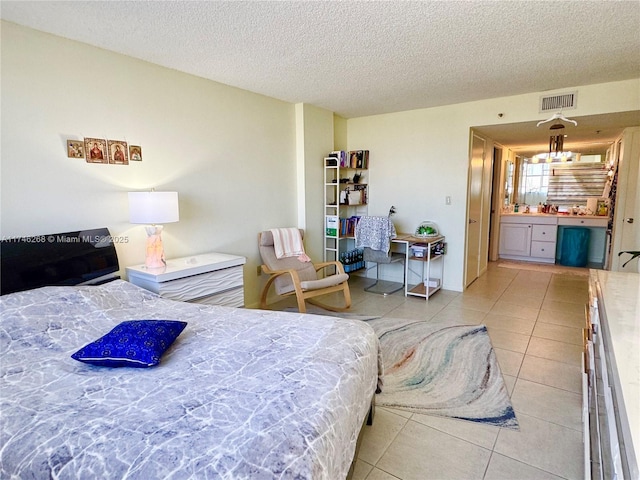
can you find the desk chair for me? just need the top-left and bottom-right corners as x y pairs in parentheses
(362, 247), (405, 295)
(355, 213), (405, 295)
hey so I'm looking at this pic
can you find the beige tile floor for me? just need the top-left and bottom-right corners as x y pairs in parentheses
(269, 261), (589, 480)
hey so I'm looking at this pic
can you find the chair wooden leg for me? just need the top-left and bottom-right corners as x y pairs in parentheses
(343, 283), (352, 309)
(307, 283), (352, 312)
(296, 294), (307, 313)
(260, 275), (280, 310)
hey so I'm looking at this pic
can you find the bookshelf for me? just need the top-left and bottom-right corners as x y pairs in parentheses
(324, 150), (369, 273)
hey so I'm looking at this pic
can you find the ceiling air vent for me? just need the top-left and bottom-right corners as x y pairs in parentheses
(539, 92), (577, 112)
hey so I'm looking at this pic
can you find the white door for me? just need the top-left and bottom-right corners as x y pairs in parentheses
(611, 127), (640, 271)
(465, 134), (485, 287)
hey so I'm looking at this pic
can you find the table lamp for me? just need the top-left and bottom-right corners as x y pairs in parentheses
(128, 191), (179, 268)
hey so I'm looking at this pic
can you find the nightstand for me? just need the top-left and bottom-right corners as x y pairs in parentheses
(126, 252), (246, 307)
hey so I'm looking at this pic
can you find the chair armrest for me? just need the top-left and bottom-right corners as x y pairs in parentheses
(312, 260), (347, 275)
(259, 264), (304, 310)
(261, 264), (304, 292)
(261, 264), (281, 275)
(261, 264), (300, 278)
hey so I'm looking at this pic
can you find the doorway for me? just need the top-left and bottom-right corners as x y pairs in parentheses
(488, 146), (502, 261)
(470, 118), (640, 277)
(465, 133), (492, 287)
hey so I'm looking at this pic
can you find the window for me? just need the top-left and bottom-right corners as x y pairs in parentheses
(520, 162), (550, 206)
(519, 155), (607, 207)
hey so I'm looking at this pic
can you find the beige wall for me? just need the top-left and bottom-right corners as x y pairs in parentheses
(346, 79), (640, 290)
(295, 103), (334, 260)
(1, 22), (298, 307)
(333, 115), (348, 152)
(2, 21), (639, 300)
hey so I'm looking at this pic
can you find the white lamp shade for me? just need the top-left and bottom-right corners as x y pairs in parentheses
(128, 191), (179, 224)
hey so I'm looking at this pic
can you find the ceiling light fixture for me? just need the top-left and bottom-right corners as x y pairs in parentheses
(537, 112), (577, 163)
(549, 122), (565, 158)
(530, 151), (574, 163)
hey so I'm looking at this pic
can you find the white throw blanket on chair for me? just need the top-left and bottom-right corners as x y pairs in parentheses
(270, 228), (311, 262)
(355, 216), (396, 253)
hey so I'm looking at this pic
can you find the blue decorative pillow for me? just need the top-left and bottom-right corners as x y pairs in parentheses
(71, 320), (187, 368)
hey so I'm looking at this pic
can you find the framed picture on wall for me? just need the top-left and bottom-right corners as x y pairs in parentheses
(84, 138), (108, 164)
(67, 140), (85, 158)
(129, 145), (142, 161)
(107, 140), (129, 165)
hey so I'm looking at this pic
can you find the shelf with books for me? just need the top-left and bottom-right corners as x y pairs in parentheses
(325, 150), (369, 169)
(324, 150), (370, 272)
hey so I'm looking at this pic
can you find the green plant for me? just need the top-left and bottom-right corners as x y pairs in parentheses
(618, 251), (640, 268)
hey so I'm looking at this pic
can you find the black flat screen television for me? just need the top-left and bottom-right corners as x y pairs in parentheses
(1, 227), (119, 295)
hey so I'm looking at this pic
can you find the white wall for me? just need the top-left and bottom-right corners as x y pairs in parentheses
(347, 79), (640, 291)
(296, 104), (334, 260)
(1, 22), (298, 307)
(3, 22), (639, 299)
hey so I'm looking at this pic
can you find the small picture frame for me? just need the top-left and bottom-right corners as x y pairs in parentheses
(129, 145), (142, 161)
(108, 140), (129, 165)
(84, 138), (108, 164)
(67, 140), (85, 158)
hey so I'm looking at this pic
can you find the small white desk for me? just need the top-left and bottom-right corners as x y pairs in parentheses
(393, 234), (446, 301)
(126, 252), (246, 307)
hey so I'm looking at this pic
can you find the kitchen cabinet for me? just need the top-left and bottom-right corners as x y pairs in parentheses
(499, 214), (557, 263)
(530, 224), (558, 260)
(499, 213), (609, 265)
(499, 223), (531, 257)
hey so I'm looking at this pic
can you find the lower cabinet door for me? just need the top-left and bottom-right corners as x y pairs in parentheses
(499, 223), (532, 256)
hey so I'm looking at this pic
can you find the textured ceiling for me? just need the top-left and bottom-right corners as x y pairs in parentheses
(2, 0), (639, 153)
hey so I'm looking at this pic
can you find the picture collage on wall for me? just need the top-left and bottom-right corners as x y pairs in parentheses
(66, 138), (142, 165)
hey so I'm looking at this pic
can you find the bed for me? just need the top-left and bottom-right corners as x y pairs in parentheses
(0, 229), (380, 479)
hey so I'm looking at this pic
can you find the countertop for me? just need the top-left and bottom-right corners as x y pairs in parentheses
(592, 269), (640, 477)
(501, 212), (607, 219)
(395, 233), (445, 243)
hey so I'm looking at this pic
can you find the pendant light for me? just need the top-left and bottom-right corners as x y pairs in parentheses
(549, 122), (565, 158)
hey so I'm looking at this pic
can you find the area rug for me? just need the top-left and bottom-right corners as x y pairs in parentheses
(366, 317), (519, 430)
(497, 259), (588, 276)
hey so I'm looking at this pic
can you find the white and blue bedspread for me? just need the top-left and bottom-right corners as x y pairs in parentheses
(0, 280), (379, 479)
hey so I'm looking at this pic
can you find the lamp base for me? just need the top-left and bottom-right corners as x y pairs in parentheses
(144, 225), (166, 269)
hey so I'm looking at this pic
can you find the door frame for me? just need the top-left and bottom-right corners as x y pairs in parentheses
(488, 146), (504, 261)
(464, 131), (494, 288)
(610, 127), (640, 271)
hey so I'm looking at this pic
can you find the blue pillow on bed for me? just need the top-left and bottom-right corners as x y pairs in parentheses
(71, 320), (187, 368)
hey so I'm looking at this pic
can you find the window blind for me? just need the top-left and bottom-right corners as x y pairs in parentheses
(547, 163), (608, 206)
